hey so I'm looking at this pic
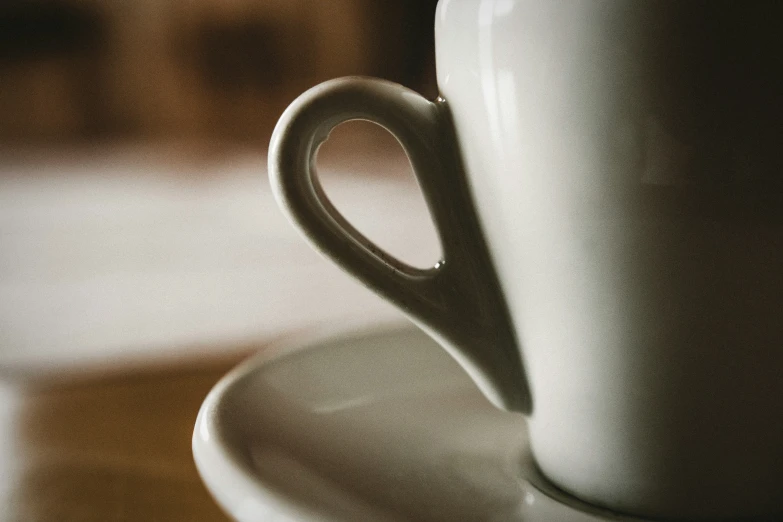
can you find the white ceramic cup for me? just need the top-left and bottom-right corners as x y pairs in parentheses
(270, 1), (783, 520)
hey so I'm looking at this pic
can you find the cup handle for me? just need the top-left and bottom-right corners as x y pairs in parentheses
(269, 77), (530, 413)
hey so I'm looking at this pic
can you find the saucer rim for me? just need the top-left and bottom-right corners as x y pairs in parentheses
(193, 321), (650, 522)
(192, 321), (413, 521)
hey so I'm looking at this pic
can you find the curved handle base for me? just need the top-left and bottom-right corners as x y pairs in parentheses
(269, 77), (531, 414)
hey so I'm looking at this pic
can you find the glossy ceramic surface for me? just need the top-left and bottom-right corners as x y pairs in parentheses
(269, 79), (527, 413)
(435, 2), (783, 518)
(193, 326), (645, 522)
(268, 1), (783, 519)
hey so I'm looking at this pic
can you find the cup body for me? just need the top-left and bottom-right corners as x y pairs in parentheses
(436, 0), (783, 519)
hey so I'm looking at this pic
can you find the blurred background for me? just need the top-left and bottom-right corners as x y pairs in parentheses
(0, 0), (437, 145)
(0, 2), (440, 520)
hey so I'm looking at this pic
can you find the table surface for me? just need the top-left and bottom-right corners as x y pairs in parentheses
(1, 363), (237, 521)
(0, 136), (435, 520)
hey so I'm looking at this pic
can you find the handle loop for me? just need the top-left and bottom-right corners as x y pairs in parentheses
(269, 77), (530, 413)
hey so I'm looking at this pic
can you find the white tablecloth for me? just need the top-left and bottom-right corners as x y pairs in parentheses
(0, 145), (439, 377)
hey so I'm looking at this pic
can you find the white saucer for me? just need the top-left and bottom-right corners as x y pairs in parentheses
(193, 325), (646, 521)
